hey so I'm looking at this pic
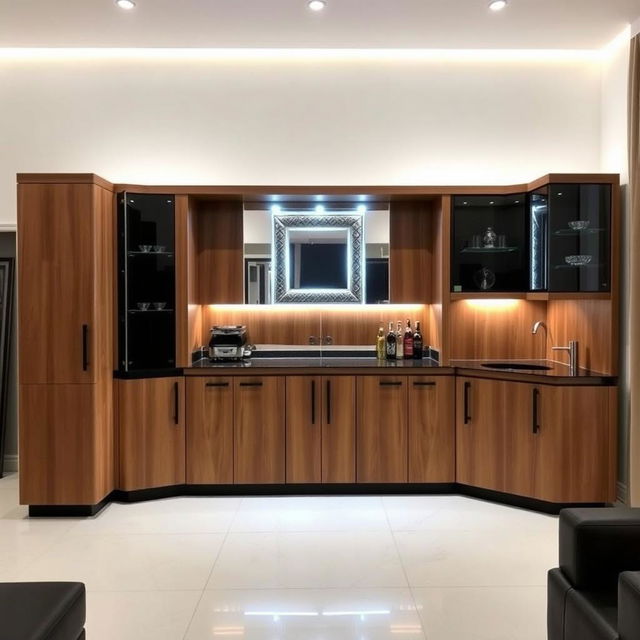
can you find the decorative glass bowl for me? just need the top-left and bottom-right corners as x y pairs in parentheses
(153, 302), (167, 310)
(568, 220), (590, 231)
(138, 244), (153, 252)
(565, 255), (592, 266)
(136, 302), (151, 310)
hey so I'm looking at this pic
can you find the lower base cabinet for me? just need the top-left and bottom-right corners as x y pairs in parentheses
(234, 377), (285, 484)
(118, 377), (185, 491)
(456, 376), (616, 503)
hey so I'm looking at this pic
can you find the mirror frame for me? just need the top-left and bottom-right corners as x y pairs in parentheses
(273, 213), (364, 303)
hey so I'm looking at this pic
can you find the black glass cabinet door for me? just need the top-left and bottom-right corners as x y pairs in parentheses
(118, 193), (176, 371)
(451, 194), (528, 293)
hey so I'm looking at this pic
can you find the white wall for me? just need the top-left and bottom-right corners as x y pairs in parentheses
(0, 56), (604, 225)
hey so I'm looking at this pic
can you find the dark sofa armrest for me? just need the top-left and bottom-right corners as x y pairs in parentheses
(559, 508), (640, 591)
(619, 572), (640, 640)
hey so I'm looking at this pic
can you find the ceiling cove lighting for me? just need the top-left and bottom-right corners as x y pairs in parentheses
(308, 0), (327, 11)
(489, 0), (508, 11)
(115, 0), (136, 9)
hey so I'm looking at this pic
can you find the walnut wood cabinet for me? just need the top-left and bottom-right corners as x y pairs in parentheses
(234, 377), (285, 484)
(285, 376), (356, 484)
(185, 377), (234, 485)
(18, 177), (115, 507)
(456, 376), (616, 503)
(118, 377), (186, 491)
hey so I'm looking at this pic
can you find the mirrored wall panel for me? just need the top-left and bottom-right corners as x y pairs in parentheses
(242, 204), (390, 304)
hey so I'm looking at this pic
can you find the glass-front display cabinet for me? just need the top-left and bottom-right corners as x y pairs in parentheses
(530, 184), (611, 292)
(451, 194), (528, 293)
(118, 193), (176, 371)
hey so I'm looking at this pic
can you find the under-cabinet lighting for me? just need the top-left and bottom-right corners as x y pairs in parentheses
(323, 610), (390, 616)
(357, 204), (367, 213)
(115, 0), (136, 9)
(308, 0), (327, 11)
(208, 303), (426, 311)
(270, 204), (282, 214)
(245, 611), (319, 617)
(464, 299), (520, 310)
(315, 204), (325, 213)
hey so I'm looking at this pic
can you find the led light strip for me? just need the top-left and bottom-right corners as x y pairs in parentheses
(0, 47), (605, 63)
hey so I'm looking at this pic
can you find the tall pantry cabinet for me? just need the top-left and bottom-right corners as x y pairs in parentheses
(18, 175), (115, 510)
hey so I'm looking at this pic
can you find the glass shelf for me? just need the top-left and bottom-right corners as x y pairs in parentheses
(128, 251), (174, 257)
(553, 263), (601, 270)
(553, 228), (604, 237)
(127, 308), (175, 313)
(460, 247), (519, 254)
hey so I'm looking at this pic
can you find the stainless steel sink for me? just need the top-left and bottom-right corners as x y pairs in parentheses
(481, 362), (552, 371)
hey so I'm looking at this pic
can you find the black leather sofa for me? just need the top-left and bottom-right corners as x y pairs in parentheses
(548, 508), (640, 640)
(0, 582), (85, 640)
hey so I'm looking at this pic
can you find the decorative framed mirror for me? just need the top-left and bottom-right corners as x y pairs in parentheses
(273, 213), (364, 303)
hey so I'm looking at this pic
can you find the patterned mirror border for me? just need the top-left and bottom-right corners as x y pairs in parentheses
(273, 214), (364, 303)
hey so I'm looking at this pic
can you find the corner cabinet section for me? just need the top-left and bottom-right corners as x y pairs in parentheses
(456, 376), (616, 503)
(118, 377), (186, 492)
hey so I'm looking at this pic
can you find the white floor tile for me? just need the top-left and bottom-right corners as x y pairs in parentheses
(207, 530), (408, 589)
(17, 533), (225, 591)
(411, 585), (547, 640)
(231, 495), (389, 532)
(0, 472), (19, 489)
(394, 529), (557, 587)
(186, 588), (426, 640)
(86, 590), (202, 640)
(69, 497), (241, 535)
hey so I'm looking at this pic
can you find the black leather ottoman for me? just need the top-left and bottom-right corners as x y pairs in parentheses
(548, 508), (640, 640)
(0, 582), (85, 640)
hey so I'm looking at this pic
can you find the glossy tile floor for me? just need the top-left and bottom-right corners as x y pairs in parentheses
(0, 472), (557, 639)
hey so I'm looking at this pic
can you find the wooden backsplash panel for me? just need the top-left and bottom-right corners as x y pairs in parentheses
(546, 299), (615, 374)
(448, 300), (548, 361)
(201, 305), (428, 349)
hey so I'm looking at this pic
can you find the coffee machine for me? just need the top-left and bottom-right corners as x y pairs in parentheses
(209, 325), (248, 361)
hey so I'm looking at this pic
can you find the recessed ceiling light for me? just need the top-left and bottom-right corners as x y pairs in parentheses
(308, 0), (326, 11)
(489, 0), (507, 11)
(115, 0), (136, 9)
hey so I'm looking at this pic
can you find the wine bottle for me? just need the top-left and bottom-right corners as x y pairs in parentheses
(403, 319), (414, 359)
(385, 322), (397, 359)
(395, 321), (404, 359)
(413, 321), (423, 359)
(376, 326), (385, 360)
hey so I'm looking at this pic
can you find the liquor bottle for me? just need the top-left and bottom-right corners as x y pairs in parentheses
(376, 326), (385, 360)
(413, 321), (423, 359)
(396, 321), (404, 359)
(385, 322), (397, 359)
(403, 319), (414, 359)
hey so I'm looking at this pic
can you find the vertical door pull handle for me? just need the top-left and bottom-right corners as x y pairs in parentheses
(327, 380), (332, 425)
(311, 380), (316, 425)
(463, 381), (471, 424)
(532, 388), (540, 434)
(173, 381), (179, 425)
(82, 324), (89, 371)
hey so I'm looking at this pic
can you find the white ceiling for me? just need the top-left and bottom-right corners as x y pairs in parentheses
(1, 0), (639, 49)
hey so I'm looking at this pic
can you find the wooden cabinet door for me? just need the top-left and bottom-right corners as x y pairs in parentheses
(534, 386), (616, 503)
(234, 377), (285, 484)
(503, 382), (537, 499)
(186, 377), (234, 485)
(118, 377), (185, 491)
(455, 377), (506, 492)
(18, 184), (102, 384)
(408, 376), (455, 483)
(322, 376), (356, 483)
(357, 376), (408, 483)
(286, 376), (322, 484)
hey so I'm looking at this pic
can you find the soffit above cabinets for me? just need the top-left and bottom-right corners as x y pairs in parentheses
(1, 0), (638, 50)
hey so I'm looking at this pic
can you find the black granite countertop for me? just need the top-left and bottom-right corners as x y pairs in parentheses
(188, 357), (446, 370)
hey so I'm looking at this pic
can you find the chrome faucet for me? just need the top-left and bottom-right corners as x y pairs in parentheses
(552, 340), (579, 376)
(532, 321), (547, 335)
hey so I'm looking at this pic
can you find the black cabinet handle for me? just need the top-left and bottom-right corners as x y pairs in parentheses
(240, 382), (263, 387)
(532, 388), (540, 434)
(326, 380), (332, 425)
(173, 381), (179, 425)
(413, 381), (436, 387)
(463, 381), (471, 425)
(380, 381), (402, 386)
(82, 324), (89, 371)
(311, 380), (316, 425)
(206, 382), (229, 388)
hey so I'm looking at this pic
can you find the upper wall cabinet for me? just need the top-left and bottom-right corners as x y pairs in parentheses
(530, 183), (611, 293)
(451, 194), (528, 293)
(118, 193), (176, 371)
